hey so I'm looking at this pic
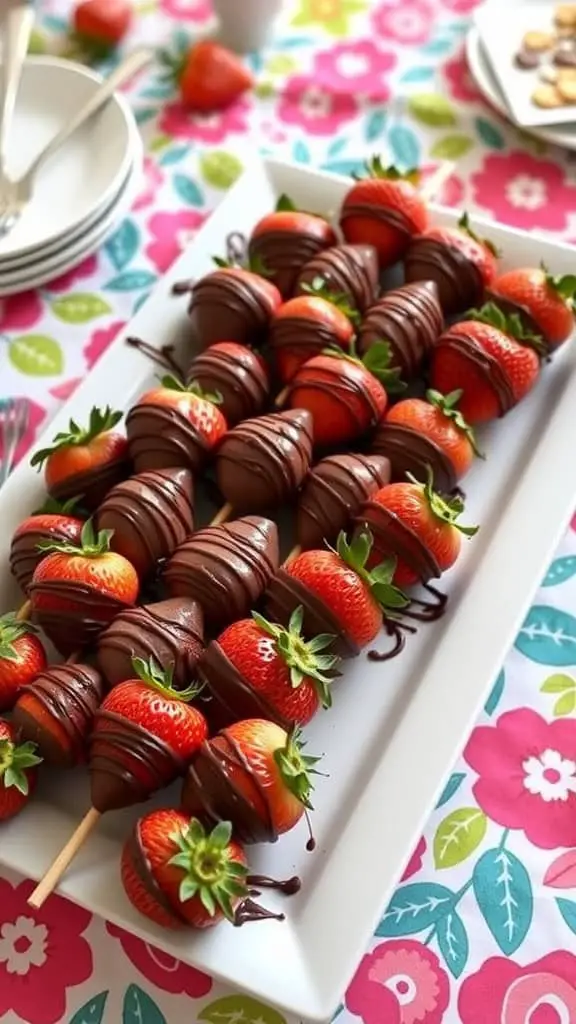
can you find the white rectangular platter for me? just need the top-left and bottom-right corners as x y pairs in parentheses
(2, 157), (576, 1022)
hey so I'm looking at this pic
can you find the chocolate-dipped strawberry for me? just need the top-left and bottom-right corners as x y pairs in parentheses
(215, 410), (313, 514)
(372, 389), (481, 493)
(12, 663), (105, 768)
(186, 265), (282, 349)
(182, 719), (321, 844)
(95, 467), (194, 580)
(126, 376), (227, 474)
(197, 608), (339, 730)
(248, 195), (337, 298)
(404, 212), (499, 316)
(164, 517), (279, 632)
(10, 498), (85, 594)
(358, 281), (443, 380)
(488, 265), (576, 352)
(296, 453), (391, 551)
(295, 244), (379, 314)
(97, 598), (204, 690)
(186, 342), (270, 426)
(30, 406), (129, 512)
(270, 292), (356, 385)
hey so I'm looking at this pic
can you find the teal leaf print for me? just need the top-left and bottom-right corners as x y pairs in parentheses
(322, 159), (364, 177)
(140, 82), (174, 100)
(9, 335), (63, 376)
(473, 847), (533, 955)
(279, 36), (317, 48)
(365, 109), (387, 143)
(400, 66), (436, 84)
(104, 270), (157, 291)
(516, 606), (576, 665)
(132, 292), (150, 315)
(388, 123), (421, 170)
(199, 995), (286, 1024)
(435, 771), (466, 809)
(159, 144), (190, 166)
(134, 107), (157, 126)
(556, 897), (576, 934)
(293, 139), (311, 163)
(436, 910), (469, 979)
(43, 13), (68, 31)
(484, 669), (505, 716)
(327, 138), (348, 158)
(69, 991), (108, 1024)
(433, 807), (487, 869)
(408, 93), (456, 127)
(543, 556), (576, 587)
(123, 985), (166, 1024)
(105, 219), (140, 271)
(419, 36), (455, 57)
(50, 293), (111, 324)
(430, 134), (473, 159)
(475, 117), (505, 150)
(376, 882), (457, 937)
(174, 173), (204, 207)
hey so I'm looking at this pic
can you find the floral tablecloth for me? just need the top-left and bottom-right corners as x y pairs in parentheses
(2, 0), (576, 1021)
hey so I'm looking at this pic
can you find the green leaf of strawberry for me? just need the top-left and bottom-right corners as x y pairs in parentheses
(362, 156), (420, 185)
(361, 341), (407, 393)
(30, 405), (123, 470)
(276, 193), (297, 212)
(186, 379), (223, 406)
(213, 252), (271, 277)
(426, 388), (484, 458)
(0, 737), (42, 796)
(131, 656), (202, 703)
(335, 529), (409, 612)
(410, 467), (478, 536)
(251, 608), (339, 708)
(0, 613), (38, 663)
(168, 817), (248, 922)
(273, 727), (323, 811)
(457, 211), (501, 258)
(467, 301), (546, 354)
(299, 276), (360, 326)
(32, 495), (85, 516)
(542, 262), (576, 306)
(36, 517), (114, 557)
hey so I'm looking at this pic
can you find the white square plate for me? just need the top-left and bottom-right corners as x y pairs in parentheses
(2, 158), (576, 1022)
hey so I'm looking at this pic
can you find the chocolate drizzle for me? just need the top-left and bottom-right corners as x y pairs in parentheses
(435, 329), (516, 416)
(164, 516), (279, 632)
(371, 422), (457, 494)
(403, 582), (448, 622)
(126, 403), (210, 474)
(295, 244), (379, 313)
(358, 281), (444, 379)
(297, 453), (391, 550)
(29, 580), (132, 656)
(95, 467), (194, 579)
(288, 361), (383, 444)
(123, 827), (183, 927)
(10, 515), (84, 593)
(270, 316), (346, 370)
(216, 410), (313, 511)
(340, 203), (414, 265)
(247, 874), (301, 895)
(125, 336), (184, 377)
(197, 640), (293, 731)
(368, 619), (416, 661)
(404, 236), (484, 315)
(187, 343), (270, 426)
(13, 663), (104, 767)
(187, 268), (278, 349)
(248, 218), (337, 298)
(357, 501), (441, 583)
(265, 567), (359, 658)
(233, 899), (285, 926)
(50, 455), (130, 513)
(485, 289), (548, 348)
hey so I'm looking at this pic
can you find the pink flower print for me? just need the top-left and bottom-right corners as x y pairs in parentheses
(48, 254), (98, 294)
(472, 151), (576, 232)
(465, 708), (576, 849)
(459, 952), (576, 1023)
(571, 509), (576, 531)
(400, 837), (426, 882)
(346, 939), (450, 1024)
(278, 74), (359, 136)
(133, 157), (165, 212)
(439, 0), (480, 12)
(160, 0), (211, 19)
(313, 40), (396, 100)
(420, 164), (465, 208)
(0, 877), (92, 1024)
(443, 49), (483, 104)
(371, 0), (434, 45)
(106, 922), (213, 996)
(0, 291), (43, 331)
(158, 98), (251, 144)
(83, 320), (125, 370)
(145, 210), (206, 273)
(49, 378), (82, 401)
(0, 398), (47, 468)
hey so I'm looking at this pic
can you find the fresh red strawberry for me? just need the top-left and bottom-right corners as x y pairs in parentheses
(270, 291), (357, 384)
(429, 303), (541, 424)
(10, 497), (85, 594)
(0, 719), (42, 821)
(182, 719), (321, 843)
(29, 519), (139, 655)
(201, 608), (340, 727)
(383, 388), (481, 482)
(91, 658), (208, 813)
(122, 810), (248, 929)
(489, 265), (576, 350)
(177, 41), (253, 113)
(0, 614), (47, 712)
(340, 158), (429, 268)
(30, 406), (128, 511)
(72, 0), (132, 50)
(361, 472), (477, 587)
(267, 529), (407, 657)
(187, 265), (283, 349)
(248, 195), (337, 298)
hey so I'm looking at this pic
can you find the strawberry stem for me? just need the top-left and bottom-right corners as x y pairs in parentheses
(273, 727), (323, 811)
(276, 193), (297, 212)
(0, 613), (38, 663)
(334, 530), (408, 611)
(457, 211), (500, 258)
(33, 495), (84, 517)
(362, 341), (407, 393)
(36, 517), (113, 557)
(360, 155), (420, 185)
(168, 818), (248, 922)
(408, 467), (478, 536)
(251, 608), (339, 708)
(541, 262), (576, 308)
(131, 657), (202, 703)
(0, 736), (42, 796)
(30, 406), (122, 470)
(467, 302), (546, 355)
(299, 277), (360, 326)
(425, 389), (484, 458)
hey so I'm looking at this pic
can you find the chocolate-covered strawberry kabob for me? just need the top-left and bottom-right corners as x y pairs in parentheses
(13, 663), (105, 768)
(429, 303), (541, 424)
(164, 517), (279, 633)
(187, 342), (270, 426)
(0, 719), (42, 822)
(372, 389), (481, 494)
(95, 467), (194, 581)
(404, 212), (499, 316)
(30, 406), (129, 512)
(10, 498), (85, 594)
(183, 261), (282, 349)
(0, 614), (47, 712)
(270, 291), (356, 388)
(28, 658), (208, 909)
(488, 265), (576, 352)
(357, 281), (443, 382)
(248, 194), (337, 298)
(295, 244), (379, 315)
(126, 376), (227, 474)
(198, 606), (339, 730)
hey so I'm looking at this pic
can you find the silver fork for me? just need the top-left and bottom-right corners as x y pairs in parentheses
(0, 396), (29, 486)
(0, 3), (35, 187)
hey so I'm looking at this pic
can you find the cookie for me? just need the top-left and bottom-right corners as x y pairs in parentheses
(554, 38), (576, 64)
(555, 4), (576, 28)
(522, 30), (554, 51)
(540, 65), (560, 82)
(532, 83), (564, 107)
(515, 48), (542, 69)
(558, 74), (576, 100)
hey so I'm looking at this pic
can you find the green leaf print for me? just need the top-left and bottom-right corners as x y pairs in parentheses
(9, 335), (63, 376)
(430, 134), (473, 159)
(433, 808), (487, 869)
(50, 293), (111, 324)
(408, 94), (457, 127)
(199, 995), (286, 1024)
(200, 151), (244, 190)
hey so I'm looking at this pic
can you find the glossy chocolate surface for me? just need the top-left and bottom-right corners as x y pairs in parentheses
(485, 289), (547, 347)
(90, 710), (184, 812)
(248, 224), (336, 299)
(358, 281), (444, 379)
(371, 422), (457, 493)
(340, 203), (413, 265)
(188, 345), (270, 426)
(13, 663), (104, 768)
(435, 328), (515, 416)
(356, 499), (441, 583)
(10, 516), (83, 594)
(295, 244), (379, 313)
(297, 453), (391, 550)
(265, 567), (359, 658)
(188, 269), (275, 349)
(126, 403), (210, 474)
(50, 456), (130, 513)
(197, 640), (292, 731)
(29, 581), (131, 657)
(404, 236), (484, 315)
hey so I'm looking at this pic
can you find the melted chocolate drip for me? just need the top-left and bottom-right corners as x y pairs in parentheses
(125, 336), (184, 378)
(197, 639), (292, 731)
(13, 663), (104, 767)
(368, 619), (417, 662)
(435, 329), (516, 416)
(233, 899), (285, 926)
(187, 344), (270, 426)
(356, 501), (441, 583)
(247, 874), (302, 895)
(295, 244), (379, 313)
(404, 236), (484, 315)
(402, 582), (448, 622)
(29, 580), (132, 657)
(265, 567), (357, 659)
(187, 268), (278, 349)
(172, 279), (194, 295)
(358, 281), (444, 379)
(10, 515), (84, 594)
(297, 453), (391, 551)
(126, 402), (210, 474)
(226, 231), (247, 264)
(50, 454), (130, 513)
(248, 219), (337, 298)
(371, 422), (457, 494)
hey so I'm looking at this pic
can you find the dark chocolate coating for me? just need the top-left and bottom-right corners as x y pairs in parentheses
(269, 315), (344, 370)
(358, 281), (444, 379)
(371, 423), (457, 493)
(29, 581), (133, 657)
(187, 269), (276, 349)
(95, 467), (194, 579)
(50, 456), (130, 513)
(434, 327), (516, 416)
(187, 345), (270, 426)
(295, 244), (379, 313)
(215, 410), (313, 512)
(90, 710), (184, 813)
(485, 289), (548, 348)
(164, 516), (279, 632)
(265, 567), (359, 658)
(340, 202), (413, 265)
(404, 236), (484, 316)
(196, 640), (292, 731)
(97, 598), (204, 690)
(297, 453), (391, 550)
(10, 516), (83, 594)
(12, 663), (104, 768)
(126, 403), (209, 474)
(356, 499), (441, 583)
(248, 221), (336, 299)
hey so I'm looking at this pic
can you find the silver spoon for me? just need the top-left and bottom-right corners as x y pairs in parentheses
(0, 3), (35, 185)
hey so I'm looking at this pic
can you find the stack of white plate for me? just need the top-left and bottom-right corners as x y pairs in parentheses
(0, 56), (143, 297)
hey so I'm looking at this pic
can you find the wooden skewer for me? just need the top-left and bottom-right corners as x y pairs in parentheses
(15, 600), (31, 621)
(284, 544), (302, 565)
(27, 806), (101, 909)
(210, 502), (233, 528)
(275, 386), (289, 409)
(419, 160), (455, 204)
